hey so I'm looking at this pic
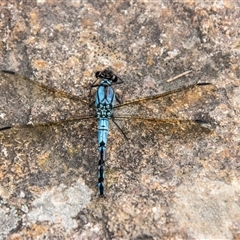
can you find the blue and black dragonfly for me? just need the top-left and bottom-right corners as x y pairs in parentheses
(0, 69), (217, 197)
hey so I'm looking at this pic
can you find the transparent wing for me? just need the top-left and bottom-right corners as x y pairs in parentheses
(114, 83), (219, 121)
(112, 117), (214, 139)
(112, 83), (219, 140)
(0, 70), (94, 128)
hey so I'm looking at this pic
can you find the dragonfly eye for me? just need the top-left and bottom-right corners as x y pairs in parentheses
(111, 75), (118, 82)
(101, 69), (114, 79)
(96, 69), (117, 82)
(95, 71), (101, 78)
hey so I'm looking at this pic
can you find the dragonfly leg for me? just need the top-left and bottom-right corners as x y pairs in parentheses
(89, 100), (95, 108)
(111, 117), (129, 141)
(115, 93), (122, 104)
(89, 83), (101, 105)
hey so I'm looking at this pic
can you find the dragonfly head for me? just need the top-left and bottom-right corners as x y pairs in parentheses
(95, 69), (118, 83)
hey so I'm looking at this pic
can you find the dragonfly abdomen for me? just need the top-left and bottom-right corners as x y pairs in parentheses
(98, 148), (106, 197)
(97, 118), (109, 197)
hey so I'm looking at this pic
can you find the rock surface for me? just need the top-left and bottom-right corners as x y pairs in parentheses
(0, 0), (239, 239)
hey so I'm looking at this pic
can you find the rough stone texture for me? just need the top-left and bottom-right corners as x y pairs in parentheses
(0, 0), (239, 239)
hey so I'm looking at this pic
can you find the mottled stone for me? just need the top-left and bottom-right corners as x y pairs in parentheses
(173, 177), (240, 239)
(27, 180), (92, 231)
(0, 0), (239, 239)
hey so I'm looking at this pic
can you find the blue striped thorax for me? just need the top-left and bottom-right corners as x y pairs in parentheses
(95, 79), (115, 119)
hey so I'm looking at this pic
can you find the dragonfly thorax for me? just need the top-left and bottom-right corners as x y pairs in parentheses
(96, 103), (113, 119)
(95, 81), (115, 119)
(100, 79), (112, 86)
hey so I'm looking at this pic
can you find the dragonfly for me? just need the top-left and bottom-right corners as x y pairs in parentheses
(0, 69), (218, 197)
